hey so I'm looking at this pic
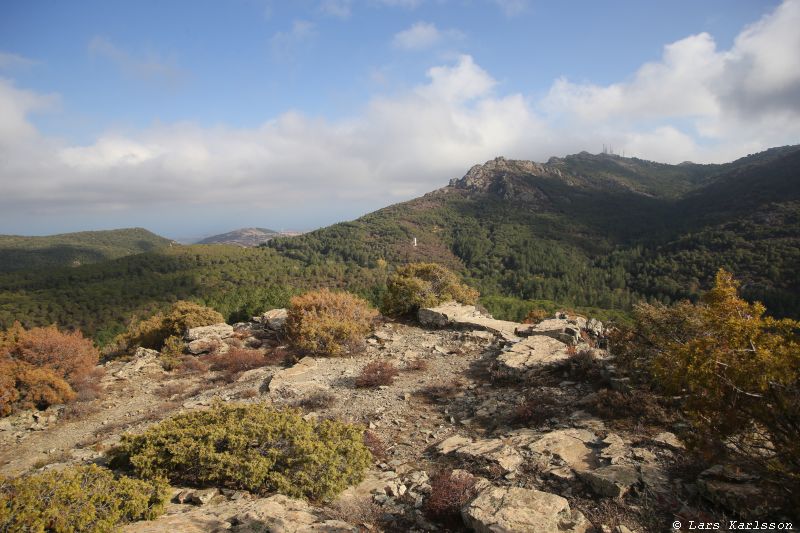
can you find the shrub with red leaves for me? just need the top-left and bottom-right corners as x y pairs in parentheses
(424, 469), (477, 525)
(354, 360), (398, 388)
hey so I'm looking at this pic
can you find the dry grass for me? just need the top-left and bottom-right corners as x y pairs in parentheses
(419, 380), (464, 402)
(355, 360), (399, 388)
(363, 430), (387, 461)
(404, 357), (429, 371)
(155, 381), (190, 399)
(294, 390), (337, 410)
(326, 496), (382, 528)
(60, 401), (101, 422)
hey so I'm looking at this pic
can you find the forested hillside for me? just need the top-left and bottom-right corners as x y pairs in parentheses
(0, 228), (174, 272)
(0, 146), (797, 342)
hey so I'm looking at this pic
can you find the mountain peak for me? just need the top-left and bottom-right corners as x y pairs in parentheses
(448, 156), (552, 193)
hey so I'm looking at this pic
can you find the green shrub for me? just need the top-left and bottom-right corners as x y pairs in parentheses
(111, 402), (372, 501)
(286, 289), (377, 357)
(382, 263), (478, 317)
(0, 464), (168, 532)
(117, 301), (225, 351)
(615, 269), (800, 502)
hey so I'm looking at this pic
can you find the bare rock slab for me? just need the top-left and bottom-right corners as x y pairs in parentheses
(579, 465), (640, 498)
(185, 323), (234, 342)
(497, 335), (571, 373)
(462, 486), (590, 533)
(436, 435), (524, 473)
(268, 357), (329, 399)
(418, 302), (520, 341)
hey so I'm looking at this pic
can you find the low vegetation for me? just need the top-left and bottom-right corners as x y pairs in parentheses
(382, 262), (479, 317)
(424, 469), (477, 525)
(114, 300), (225, 352)
(111, 402), (372, 501)
(0, 464), (168, 532)
(0, 322), (100, 416)
(355, 360), (399, 388)
(616, 269), (800, 504)
(286, 289), (377, 357)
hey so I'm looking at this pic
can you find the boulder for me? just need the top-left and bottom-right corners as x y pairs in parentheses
(579, 465), (640, 498)
(187, 338), (229, 355)
(652, 432), (684, 450)
(418, 302), (520, 341)
(436, 435), (524, 473)
(516, 317), (586, 345)
(462, 486), (590, 533)
(268, 357), (328, 399)
(185, 323), (234, 342)
(113, 348), (163, 379)
(497, 336), (571, 374)
(262, 308), (288, 331)
(527, 429), (598, 477)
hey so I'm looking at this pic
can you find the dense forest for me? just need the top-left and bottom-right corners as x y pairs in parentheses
(0, 228), (174, 273)
(0, 146), (797, 343)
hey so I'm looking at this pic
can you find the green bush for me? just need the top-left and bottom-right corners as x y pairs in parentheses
(382, 263), (478, 317)
(286, 289), (377, 357)
(116, 301), (225, 351)
(0, 464), (168, 532)
(111, 402), (372, 501)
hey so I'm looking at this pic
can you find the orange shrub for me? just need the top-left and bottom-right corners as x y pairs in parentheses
(5, 325), (99, 388)
(0, 360), (75, 416)
(286, 289), (377, 357)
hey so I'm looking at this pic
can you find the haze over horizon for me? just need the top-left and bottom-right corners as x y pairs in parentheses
(1, 0), (799, 239)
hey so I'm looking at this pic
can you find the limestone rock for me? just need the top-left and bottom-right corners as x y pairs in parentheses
(268, 357), (328, 398)
(527, 429), (597, 476)
(185, 323), (234, 342)
(497, 335), (571, 373)
(462, 486), (590, 533)
(579, 465), (640, 498)
(652, 432), (684, 450)
(113, 348), (163, 379)
(418, 302), (520, 341)
(262, 308), (288, 331)
(436, 435), (524, 473)
(187, 338), (229, 355)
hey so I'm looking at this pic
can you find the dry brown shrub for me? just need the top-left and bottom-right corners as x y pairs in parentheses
(264, 346), (292, 366)
(156, 382), (189, 399)
(326, 496), (382, 527)
(61, 400), (101, 421)
(522, 308), (549, 324)
(419, 380), (463, 402)
(5, 325), (99, 389)
(176, 355), (210, 374)
(236, 388), (259, 400)
(363, 430), (387, 461)
(561, 348), (605, 384)
(295, 390), (337, 410)
(424, 469), (477, 525)
(71, 367), (105, 402)
(0, 360), (76, 415)
(354, 360), (398, 388)
(512, 389), (562, 426)
(205, 348), (268, 382)
(404, 358), (429, 371)
(116, 301), (225, 351)
(586, 388), (674, 426)
(286, 289), (377, 357)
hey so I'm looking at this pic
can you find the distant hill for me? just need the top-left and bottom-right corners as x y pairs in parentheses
(0, 228), (175, 272)
(196, 227), (281, 247)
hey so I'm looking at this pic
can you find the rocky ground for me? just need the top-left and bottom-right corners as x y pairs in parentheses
(0, 304), (782, 532)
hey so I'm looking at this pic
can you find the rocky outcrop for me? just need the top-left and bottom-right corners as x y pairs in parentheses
(496, 335), (572, 374)
(125, 494), (356, 532)
(462, 486), (590, 533)
(436, 435), (524, 473)
(113, 348), (164, 379)
(418, 302), (520, 341)
(268, 357), (329, 398)
(185, 323), (234, 342)
(260, 308), (288, 332)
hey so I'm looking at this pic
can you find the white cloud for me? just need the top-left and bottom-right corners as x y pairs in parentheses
(1, 1), (799, 232)
(0, 51), (37, 69)
(88, 37), (186, 88)
(319, 0), (353, 19)
(392, 21), (463, 51)
(492, 0), (529, 16)
(270, 20), (316, 62)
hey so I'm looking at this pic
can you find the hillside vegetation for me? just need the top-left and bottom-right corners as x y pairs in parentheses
(0, 228), (174, 273)
(0, 146), (797, 342)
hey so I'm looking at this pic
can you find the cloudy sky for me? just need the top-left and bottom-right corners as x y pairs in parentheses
(1, 0), (798, 239)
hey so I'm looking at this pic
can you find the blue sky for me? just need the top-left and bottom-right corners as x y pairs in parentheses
(1, 0), (798, 239)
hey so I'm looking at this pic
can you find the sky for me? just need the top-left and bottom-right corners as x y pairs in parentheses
(1, 0), (799, 239)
